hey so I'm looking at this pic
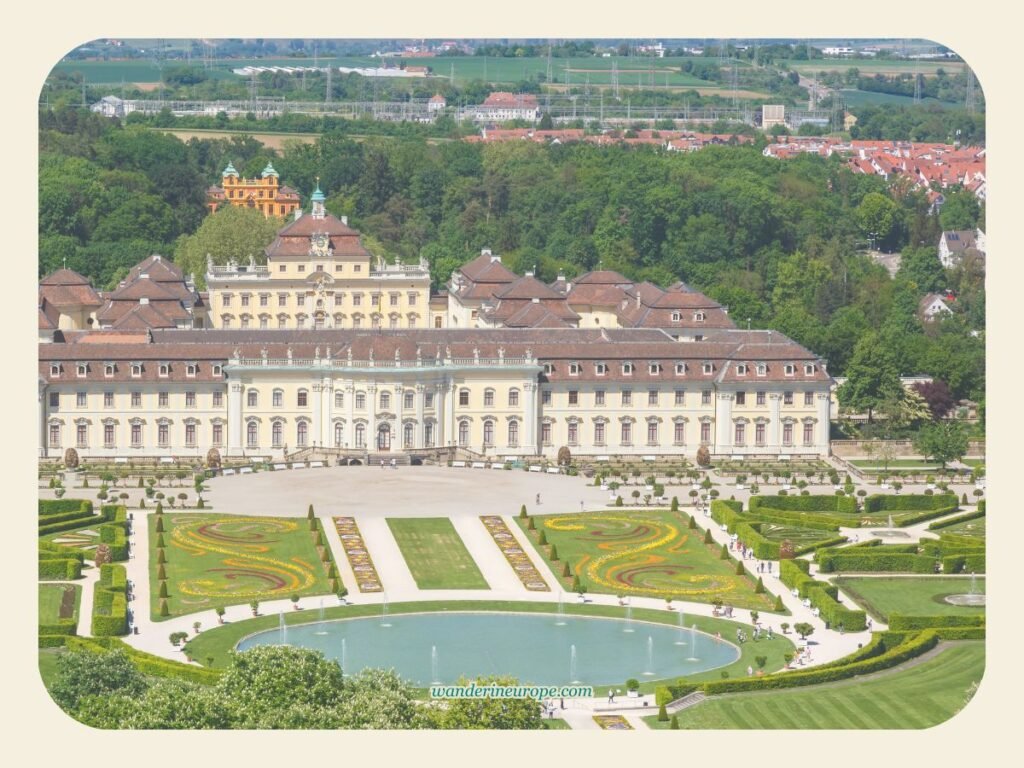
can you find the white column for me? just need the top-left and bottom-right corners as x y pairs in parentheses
(311, 382), (323, 447)
(367, 384), (378, 451)
(435, 382), (446, 446)
(346, 382), (355, 448)
(415, 384), (426, 448)
(445, 379), (456, 447)
(395, 384), (405, 448)
(322, 378), (333, 447)
(816, 392), (831, 455)
(38, 381), (47, 458)
(769, 393), (782, 449)
(228, 381), (243, 455)
(524, 382), (537, 454)
(715, 392), (733, 453)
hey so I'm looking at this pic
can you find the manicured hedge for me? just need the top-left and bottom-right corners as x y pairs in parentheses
(710, 500), (742, 531)
(38, 508), (97, 527)
(39, 541), (85, 562)
(38, 620), (77, 636)
(928, 509), (985, 531)
(779, 558), (814, 595)
(735, 522), (780, 560)
(38, 635), (69, 648)
(933, 627), (986, 640)
(750, 494), (857, 514)
(39, 499), (93, 516)
(862, 493), (957, 513)
(816, 552), (936, 574)
(91, 564), (129, 636)
(807, 585), (867, 631)
(99, 523), (128, 561)
(793, 536), (848, 557)
(888, 614), (985, 631)
(942, 553), (986, 574)
(39, 558), (82, 580)
(38, 514), (103, 537)
(66, 637), (221, 685)
(735, 507), (843, 530)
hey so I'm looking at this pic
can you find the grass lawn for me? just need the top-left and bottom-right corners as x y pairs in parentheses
(835, 577), (985, 622)
(542, 717), (572, 730)
(848, 459), (943, 469)
(183, 599), (794, 692)
(38, 648), (64, 691)
(937, 517), (986, 539)
(645, 642), (984, 729)
(150, 513), (337, 620)
(39, 584), (81, 625)
(755, 523), (843, 549)
(385, 518), (489, 590)
(517, 510), (776, 611)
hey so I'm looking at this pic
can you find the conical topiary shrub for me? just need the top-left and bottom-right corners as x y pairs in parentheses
(157, 564), (166, 580)
(159, 599), (170, 617)
(755, 577), (765, 592)
(735, 559), (745, 575)
(155, 502), (163, 515)
(520, 504), (527, 518)
(774, 594), (785, 611)
(549, 544), (559, 561)
(704, 528), (713, 544)
(157, 548), (166, 565)
(720, 543), (730, 560)
(562, 562), (571, 578)
(670, 714), (680, 729)
(159, 581), (169, 599)
(156, 533), (166, 548)
(538, 530), (548, 546)
(527, 517), (536, 530)
(688, 516), (696, 530)
(155, 516), (165, 533)
(658, 702), (669, 722)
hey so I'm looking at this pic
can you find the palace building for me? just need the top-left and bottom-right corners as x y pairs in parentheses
(205, 185), (434, 331)
(38, 326), (832, 463)
(206, 162), (301, 218)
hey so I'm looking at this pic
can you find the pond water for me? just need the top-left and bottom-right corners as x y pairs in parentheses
(237, 611), (741, 686)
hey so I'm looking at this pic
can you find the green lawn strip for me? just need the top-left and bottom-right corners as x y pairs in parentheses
(834, 577), (986, 622)
(39, 584), (81, 625)
(848, 459), (944, 469)
(541, 717), (572, 730)
(517, 509), (775, 611)
(935, 517), (986, 539)
(385, 518), (489, 590)
(38, 648), (64, 691)
(149, 513), (337, 621)
(184, 600), (794, 694)
(644, 642), (983, 729)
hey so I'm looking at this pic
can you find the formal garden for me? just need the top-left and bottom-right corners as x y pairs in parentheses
(149, 506), (339, 619)
(516, 509), (779, 611)
(385, 518), (489, 590)
(835, 577), (986, 622)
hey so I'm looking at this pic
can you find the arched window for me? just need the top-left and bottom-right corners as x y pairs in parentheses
(272, 422), (283, 447)
(508, 420), (519, 447)
(297, 389), (308, 407)
(508, 389), (520, 407)
(247, 390), (258, 407)
(380, 391), (391, 410)
(403, 422), (414, 448)
(297, 421), (308, 447)
(335, 391), (344, 408)
(335, 422), (344, 447)
(458, 421), (469, 446)
(483, 420), (494, 446)
(247, 421), (258, 448)
(356, 392), (366, 409)
(272, 389), (283, 407)
(355, 423), (366, 448)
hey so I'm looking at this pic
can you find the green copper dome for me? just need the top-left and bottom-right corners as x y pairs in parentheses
(260, 162), (279, 178)
(311, 181), (326, 203)
(222, 162), (239, 177)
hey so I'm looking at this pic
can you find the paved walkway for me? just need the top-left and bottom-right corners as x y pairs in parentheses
(449, 516), (518, 592)
(357, 517), (418, 593)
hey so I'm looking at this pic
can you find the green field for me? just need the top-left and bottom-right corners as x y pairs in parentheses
(39, 584), (81, 625)
(838, 90), (952, 109)
(938, 517), (986, 539)
(646, 642), (983, 729)
(38, 648), (64, 691)
(150, 513), (336, 619)
(519, 510), (775, 611)
(386, 518), (489, 590)
(836, 577), (985, 621)
(781, 58), (966, 75)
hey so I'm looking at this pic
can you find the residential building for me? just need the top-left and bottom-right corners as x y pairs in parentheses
(473, 92), (540, 122)
(939, 229), (986, 269)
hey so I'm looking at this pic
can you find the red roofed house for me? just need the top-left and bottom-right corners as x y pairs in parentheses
(474, 92), (540, 122)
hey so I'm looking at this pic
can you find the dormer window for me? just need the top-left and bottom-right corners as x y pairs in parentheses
(595, 362), (608, 376)
(648, 363), (661, 375)
(675, 362), (686, 376)
(158, 363), (169, 378)
(543, 363), (554, 375)
(804, 364), (816, 376)
(694, 311), (706, 322)
(671, 311), (681, 323)
(702, 362), (713, 375)
(623, 362), (634, 376)
(569, 362), (581, 376)
(104, 363), (115, 378)
(736, 364), (748, 376)
(212, 364), (223, 377)
(784, 364), (795, 376)
(49, 364), (60, 377)
(130, 364), (142, 378)
(186, 363), (197, 378)
(76, 363), (87, 378)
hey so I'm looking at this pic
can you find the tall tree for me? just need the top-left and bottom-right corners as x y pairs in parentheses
(837, 331), (903, 422)
(173, 206), (282, 288)
(913, 421), (969, 469)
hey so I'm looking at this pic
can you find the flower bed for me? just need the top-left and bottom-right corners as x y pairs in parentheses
(333, 517), (383, 593)
(480, 516), (549, 591)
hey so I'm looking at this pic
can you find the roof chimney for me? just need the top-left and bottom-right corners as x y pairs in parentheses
(341, 215), (348, 226)
(525, 270), (534, 278)
(294, 208), (303, 221)
(140, 297), (149, 305)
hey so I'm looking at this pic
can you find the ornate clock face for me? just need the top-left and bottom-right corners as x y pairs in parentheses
(311, 233), (329, 256)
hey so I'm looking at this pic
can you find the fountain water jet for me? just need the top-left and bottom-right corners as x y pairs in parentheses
(686, 624), (699, 662)
(381, 593), (391, 627)
(643, 636), (655, 675)
(278, 610), (287, 645)
(315, 598), (327, 635)
(431, 645), (440, 684)
(340, 638), (347, 678)
(624, 602), (634, 632)
(555, 592), (566, 626)
(569, 644), (579, 683)
(675, 610), (687, 645)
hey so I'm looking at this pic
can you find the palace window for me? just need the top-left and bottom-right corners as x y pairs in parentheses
(674, 421), (685, 444)
(508, 420), (519, 447)
(594, 421), (605, 445)
(297, 422), (308, 447)
(702, 363), (713, 375)
(649, 363), (660, 375)
(104, 423), (115, 448)
(701, 390), (711, 405)
(508, 389), (519, 407)
(541, 422), (552, 445)
(76, 424), (88, 448)
(647, 421), (659, 445)
(736, 364), (748, 376)
(694, 311), (706, 322)
(260, 294), (269, 307)
(459, 390), (470, 407)
(159, 363), (169, 377)
(76, 364), (87, 378)
(260, 316), (269, 330)
(246, 422), (258, 448)
(734, 422), (746, 445)
(353, 294), (362, 307)
(648, 390), (658, 406)
(756, 391), (766, 406)
(459, 421), (470, 446)
(213, 364), (222, 377)
(104, 392), (114, 408)
(757, 364), (767, 377)
(131, 364), (142, 378)
(75, 392), (86, 408)
(483, 420), (494, 447)
(621, 390), (632, 406)
(671, 312), (681, 322)
(185, 423), (196, 448)
(380, 392), (391, 410)
(297, 389), (308, 407)
(49, 364), (60, 377)
(804, 391), (814, 406)
(336, 391), (344, 408)
(158, 423), (170, 447)
(241, 295), (250, 308)
(131, 423), (142, 448)
(389, 316), (399, 330)
(803, 423), (815, 445)
(240, 315), (250, 330)
(568, 390), (579, 406)
(213, 391), (223, 408)
(186, 363), (197, 377)
(104, 364), (115, 378)
(784, 364), (795, 376)
(247, 390), (258, 407)
(622, 362), (634, 376)
(543, 363), (553, 375)
(355, 424), (366, 448)
(212, 423), (223, 447)
(298, 265), (305, 273)
(569, 362), (581, 376)
(620, 422), (632, 445)
(784, 392), (793, 406)
(542, 390), (552, 406)
(223, 295), (232, 308)
(568, 421), (578, 445)
(390, 294), (399, 307)
(755, 423), (766, 446)
(596, 362), (607, 376)
(484, 389), (494, 408)
(736, 392), (746, 406)
(783, 423), (793, 445)
(273, 389), (283, 408)
(674, 390), (685, 406)
(595, 390), (605, 406)
(805, 364), (816, 376)
(49, 392), (59, 408)
(157, 392), (169, 408)
(279, 317), (287, 329)
(297, 295), (306, 307)
(334, 422), (344, 447)
(424, 422), (434, 447)
(675, 362), (686, 376)
(356, 393), (366, 409)
(279, 294), (288, 307)
(700, 422), (711, 443)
